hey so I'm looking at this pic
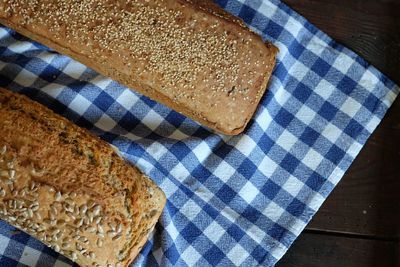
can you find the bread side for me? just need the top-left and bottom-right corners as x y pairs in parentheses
(0, 0), (278, 135)
(0, 88), (166, 267)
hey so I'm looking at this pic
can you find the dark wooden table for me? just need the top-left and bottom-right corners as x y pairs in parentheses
(277, 1), (400, 266)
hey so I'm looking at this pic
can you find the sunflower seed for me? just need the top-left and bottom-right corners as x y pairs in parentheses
(76, 243), (83, 251)
(55, 191), (62, 201)
(0, 145), (6, 154)
(89, 251), (95, 259)
(116, 223), (122, 233)
(112, 234), (122, 241)
(96, 238), (103, 247)
(94, 216), (102, 224)
(70, 192), (77, 198)
(79, 204), (88, 214)
(27, 209), (34, 218)
(0, 188), (5, 197)
(71, 252), (78, 261)
(8, 169), (15, 180)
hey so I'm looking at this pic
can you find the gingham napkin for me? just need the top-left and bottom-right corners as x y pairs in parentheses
(0, 0), (398, 266)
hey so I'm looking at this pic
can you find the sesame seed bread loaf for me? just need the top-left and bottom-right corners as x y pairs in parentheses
(0, 88), (166, 267)
(0, 0), (278, 135)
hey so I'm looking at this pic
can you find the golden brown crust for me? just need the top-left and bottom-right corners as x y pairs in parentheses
(0, 0), (278, 135)
(0, 88), (166, 267)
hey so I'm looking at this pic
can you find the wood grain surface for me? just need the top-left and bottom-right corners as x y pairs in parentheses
(279, 0), (400, 266)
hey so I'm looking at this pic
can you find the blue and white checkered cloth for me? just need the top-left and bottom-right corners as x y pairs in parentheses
(0, 0), (398, 266)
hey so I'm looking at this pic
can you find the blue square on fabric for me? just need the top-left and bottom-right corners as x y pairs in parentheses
(180, 222), (202, 244)
(93, 90), (115, 112)
(344, 119), (365, 139)
(204, 245), (225, 266)
(227, 224), (246, 242)
(280, 154), (300, 173)
(312, 58), (331, 77)
(363, 94), (380, 113)
(217, 184), (237, 204)
(275, 108), (294, 128)
(286, 198), (307, 217)
(325, 144), (346, 165)
(293, 82), (313, 103)
(300, 126), (320, 147)
(264, 20), (284, 40)
(164, 244), (180, 265)
(267, 223), (287, 241)
(238, 158), (258, 178)
(319, 101), (339, 121)
(170, 142), (192, 161)
(306, 172), (325, 191)
(337, 76), (358, 95)
(239, 4), (257, 24)
(261, 180), (281, 200)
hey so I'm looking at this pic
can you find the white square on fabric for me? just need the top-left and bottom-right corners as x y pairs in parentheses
(227, 245), (250, 266)
(213, 160), (236, 183)
(116, 89), (139, 110)
(307, 36), (326, 57)
(41, 83), (64, 98)
(68, 94), (92, 116)
(247, 225), (266, 244)
(136, 158), (153, 174)
(257, 108), (273, 131)
(262, 202), (285, 222)
(203, 221), (225, 244)
(295, 105), (316, 125)
(169, 129), (189, 140)
(181, 246), (202, 266)
(62, 60), (87, 80)
(341, 97), (362, 118)
(238, 181), (259, 204)
(13, 69), (37, 87)
(142, 109), (165, 131)
(0, 235), (9, 254)
(281, 175), (304, 198)
(19, 246), (41, 267)
(276, 129), (297, 152)
(89, 76), (113, 90)
(95, 113), (117, 131)
(289, 60), (309, 82)
(180, 200), (203, 221)
(358, 69), (380, 92)
(160, 178), (179, 198)
(165, 222), (180, 241)
(302, 148), (324, 170)
(332, 53), (355, 74)
(192, 142), (212, 163)
(327, 166), (345, 184)
(146, 142), (168, 161)
(7, 40), (33, 54)
(315, 79), (336, 100)
(321, 123), (342, 144)
(258, 156), (278, 178)
(236, 134), (257, 157)
(37, 51), (56, 65)
(170, 162), (190, 181)
(285, 16), (303, 38)
(365, 115), (381, 134)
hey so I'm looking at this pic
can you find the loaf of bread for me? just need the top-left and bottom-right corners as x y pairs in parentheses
(0, 0), (278, 135)
(0, 88), (166, 267)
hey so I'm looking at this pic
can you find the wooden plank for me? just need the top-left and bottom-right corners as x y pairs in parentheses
(283, 0), (400, 85)
(283, 0), (400, 237)
(307, 98), (400, 237)
(276, 232), (399, 267)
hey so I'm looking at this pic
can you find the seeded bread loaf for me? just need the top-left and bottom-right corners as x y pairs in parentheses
(0, 0), (278, 135)
(0, 88), (166, 267)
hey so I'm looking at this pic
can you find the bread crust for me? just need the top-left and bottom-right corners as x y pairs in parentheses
(0, 0), (278, 135)
(0, 88), (166, 267)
